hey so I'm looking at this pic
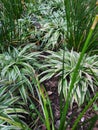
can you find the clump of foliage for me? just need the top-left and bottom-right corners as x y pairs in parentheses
(39, 49), (98, 106)
(0, 81), (30, 130)
(24, 0), (98, 52)
(0, 0), (24, 49)
(23, 0), (66, 50)
(64, 0), (98, 52)
(0, 0), (35, 51)
(0, 0), (98, 130)
(0, 44), (40, 102)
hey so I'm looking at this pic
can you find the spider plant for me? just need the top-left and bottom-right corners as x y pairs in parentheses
(23, 0), (98, 53)
(59, 14), (98, 130)
(39, 49), (98, 107)
(30, 61), (98, 130)
(35, 14), (98, 130)
(24, 0), (66, 50)
(0, 44), (40, 103)
(0, 81), (30, 130)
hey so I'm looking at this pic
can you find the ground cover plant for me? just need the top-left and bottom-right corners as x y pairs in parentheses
(0, 44), (40, 102)
(39, 49), (98, 107)
(0, 0), (98, 130)
(0, 81), (30, 130)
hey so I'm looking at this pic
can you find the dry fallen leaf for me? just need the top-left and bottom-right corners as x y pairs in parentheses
(47, 91), (53, 96)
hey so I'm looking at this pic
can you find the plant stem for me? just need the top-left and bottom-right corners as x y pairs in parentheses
(60, 45), (65, 115)
(35, 76), (51, 130)
(72, 92), (98, 130)
(59, 15), (98, 130)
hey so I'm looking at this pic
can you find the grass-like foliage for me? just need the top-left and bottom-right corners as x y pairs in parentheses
(23, 0), (98, 52)
(0, 0), (33, 51)
(40, 49), (98, 106)
(0, 44), (40, 102)
(23, 0), (66, 50)
(0, 81), (30, 130)
(64, 0), (98, 52)
(0, 0), (98, 53)
(0, 0), (24, 47)
(0, 0), (98, 130)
